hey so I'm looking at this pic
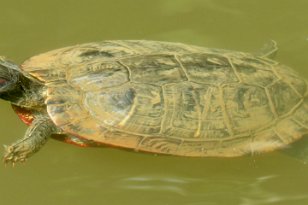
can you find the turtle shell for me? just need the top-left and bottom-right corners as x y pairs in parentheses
(21, 40), (308, 157)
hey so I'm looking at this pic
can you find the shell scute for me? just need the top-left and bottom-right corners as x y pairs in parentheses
(120, 54), (187, 85)
(235, 65), (279, 87)
(84, 83), (164, 135)
(223, 84), (275, 135)
(68, 61), (129, 91)
(267, 80), (302, 116)
(178, 53), (239, 85)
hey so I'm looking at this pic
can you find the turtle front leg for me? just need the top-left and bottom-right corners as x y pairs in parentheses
(3, 116), (58, 164)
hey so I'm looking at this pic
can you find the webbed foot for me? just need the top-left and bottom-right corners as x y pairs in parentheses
(3, 116), (57, 165)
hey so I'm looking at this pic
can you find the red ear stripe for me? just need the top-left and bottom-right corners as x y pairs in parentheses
(11, 104), (34, 126)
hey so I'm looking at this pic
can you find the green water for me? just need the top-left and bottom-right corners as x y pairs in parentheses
(0, 0), (308, 204)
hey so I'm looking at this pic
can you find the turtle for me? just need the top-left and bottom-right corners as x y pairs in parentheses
(0, 40), (307, 164)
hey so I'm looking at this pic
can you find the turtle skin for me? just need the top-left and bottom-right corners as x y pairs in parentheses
(17, 40), (308, 157)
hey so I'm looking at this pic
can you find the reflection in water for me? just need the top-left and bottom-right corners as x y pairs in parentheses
(114, 174), (308, 204)
(238, 175), (308, 205)
(119, 175), (189, 195)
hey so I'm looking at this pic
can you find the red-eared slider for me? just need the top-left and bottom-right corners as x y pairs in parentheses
(0, 40), (307, 164)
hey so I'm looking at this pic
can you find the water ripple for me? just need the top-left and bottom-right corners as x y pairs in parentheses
(116, 175), (195, 196)
(113, 174), (308, 204)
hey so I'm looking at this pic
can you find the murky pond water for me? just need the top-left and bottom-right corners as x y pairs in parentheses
(0, 0), (307, 204)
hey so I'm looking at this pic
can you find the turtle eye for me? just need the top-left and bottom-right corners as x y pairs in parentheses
(0, 78), (8, 87)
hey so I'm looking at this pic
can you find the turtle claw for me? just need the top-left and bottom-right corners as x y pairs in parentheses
(3, 144), (29, 165)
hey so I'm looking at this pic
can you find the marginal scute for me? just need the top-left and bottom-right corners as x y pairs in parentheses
(114, 40), (206, 54)
(232, 56), (274, 71)
(138, 136), (181, 154)
(274, 96), (308, 144)
(29, 69), (66, 83)
(275, 117), (305, 144)
(102, 129), (143, 148)
(219, 136), (251, 155)
(276, 65), (307, 96)
(179, 140), (218, 156)
(292, 97), (308, 128)
(250, 129), (286, 153)
(78, 41), (136, 59)
(22, 40), (307, 157)
(62, 117), (103, 140)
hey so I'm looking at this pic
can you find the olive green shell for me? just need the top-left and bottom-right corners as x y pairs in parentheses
(21, 40), (308, 157)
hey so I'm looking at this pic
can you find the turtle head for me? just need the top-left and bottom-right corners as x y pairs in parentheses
(0, 57), (22, 102)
